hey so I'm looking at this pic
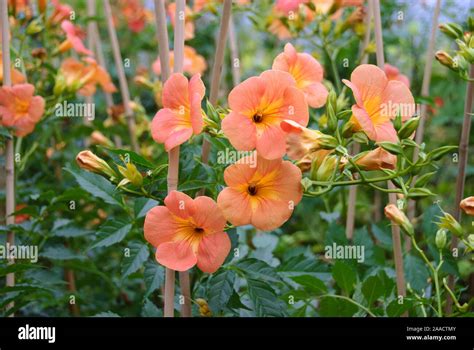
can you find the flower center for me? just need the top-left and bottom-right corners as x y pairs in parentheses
(247, 184), (258, 196)
(194, 227), (205, 234)
(252, 113), (263, 123)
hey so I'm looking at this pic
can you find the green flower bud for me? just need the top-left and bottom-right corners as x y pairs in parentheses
(435, 229), (447, 250)
(398, 116), (420, 139)
(438, 23), (464, 40)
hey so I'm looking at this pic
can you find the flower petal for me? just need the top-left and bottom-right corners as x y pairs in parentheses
(196, 232), (231, 273)
(304, 82), (328, 108)
(217, 188), (253, 227)
(192, 196), (226, 233)
(162, 73), (189, 110)
(156, 241), (197, 271)
(144, 206), (178, 247)
(164, 190), (196, 219)
(256, 123), (287, 159)
(221, 111), (257, 151)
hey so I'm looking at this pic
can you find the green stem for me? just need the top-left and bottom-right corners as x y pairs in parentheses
(410, 236), (443, 317)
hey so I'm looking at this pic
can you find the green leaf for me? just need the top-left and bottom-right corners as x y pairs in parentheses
(332, 261), (357, 295)
(41, 246), (84, 260)
(278, 254), (327, 276)
(64, 167), (121, 206)
(361, 275), (384, 305)
(208, 269), (236, 314)
(371, 223), (393, 250)
(234, 258), (281, 282)
(54, 226), (92, 238)
(101, 147), (155, 168)
(246, 278), (286, 317)
(319, 296), (358, 316)
(144, 261), (164, 297)
(122, 242), (150, 278)
(134, 198), (159, 219)
(90, 220), (132, 249)
(141, 298), (163, 317)
(0, 263), (42, 277)
(386, 298), (414, 317)
(227, 291), (251, 311)
(404, 254), (429, 292)
(291, 275), (327, 295)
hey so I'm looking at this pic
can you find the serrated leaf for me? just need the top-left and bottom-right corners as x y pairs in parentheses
(234, 258), (281, 282)
(41, 246), (84, 260)
(404, 254), (429, 292)
(141, 298), (162, 317)
(90, 220), (132, 249)
(208, 269), (236, 314)
(64, 167), (121, 206)
(54, 226), (92, 238)
(134, 198), (159, 219)
(319, 296), (358, 316)
(291, 275), (327, 295)
(386, 298), (413, 317)
(144, 261), (164, 297)
(122, 242), (150, 278)
(227, 291), (251, 311)
(332, 261), (357, 295)
(278, 254), (327, 277)
(361, 275), (384, 305)
(246, 278), (286, 317)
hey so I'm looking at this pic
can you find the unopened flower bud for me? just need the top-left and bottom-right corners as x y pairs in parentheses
(311, 153), (338, 181)
(438, 23), (464, 39)
(354, 147), (397, 171)
(435, 229), (447, 250)
(384, 204), (414, 236)
(435, 51), (454, 68)
(76, 150), (117, 179)
(90, 131), (114, 147)
(460, 196), (474, 216)
(398, 116), (420, 139)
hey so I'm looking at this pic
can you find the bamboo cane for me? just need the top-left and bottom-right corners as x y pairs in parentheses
(372, 0), (407, 311)
(446, 64), (474, 314)
(228, 15), (240, 86)
(91, 4), (122, 147)
(406, 0), (442, 245)
(346, 0), (372, 240)
(153, 0), (176, 318)
(1, 0), (15, 317)
(103, 0), (139, 152)
(199, 0), (232, 166)
(167, 0), (193, 318)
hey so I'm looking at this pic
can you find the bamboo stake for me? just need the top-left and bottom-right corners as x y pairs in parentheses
(346, 0), (372, 240)
(153, 0), (176, 318)
(406, 0), (442, 239)
(200, 0), (232, 166)
(84, 0), (95, 129)
(446, 64), (474, 314)
(103, 0), (139, 152)
(1, 0), (15, 317)
(372, 0), (407, 309)
(168, 0), (193, 318)
(91, 9), (122, 147)
(228, 15), (240, 86)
